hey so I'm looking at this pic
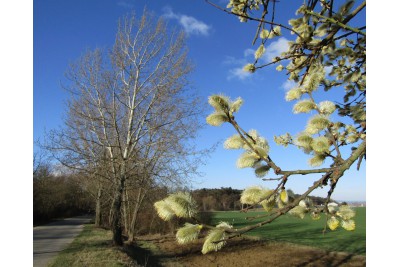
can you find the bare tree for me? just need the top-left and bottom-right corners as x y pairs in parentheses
(125, 122), (201, 242)
(45, 10), (204, 246)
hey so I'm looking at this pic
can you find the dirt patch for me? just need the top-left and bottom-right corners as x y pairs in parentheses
(130, 234), (366, 267)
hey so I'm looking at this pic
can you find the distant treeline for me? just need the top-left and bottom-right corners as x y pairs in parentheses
(33, 167), (335, 229)
(192, 187), (242, 211)
(33, 165), (92, 225)
(33, 164), (182, 235)
(191, 187), (333, 212)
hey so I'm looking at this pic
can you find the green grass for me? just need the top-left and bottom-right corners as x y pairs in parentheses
(209, 207), (366, 255)
(47, 209), (365, 266)
(48, 225), (136, 267)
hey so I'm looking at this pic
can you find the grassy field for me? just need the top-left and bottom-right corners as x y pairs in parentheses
(48, 225), (138, 267)
(208, 207), (366, 255)
(48, 208), (365, 266)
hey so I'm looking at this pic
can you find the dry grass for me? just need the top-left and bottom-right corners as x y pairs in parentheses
(47, 225), (140, 267)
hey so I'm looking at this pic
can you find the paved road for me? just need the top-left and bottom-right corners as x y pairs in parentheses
(33, 215), (93, 267)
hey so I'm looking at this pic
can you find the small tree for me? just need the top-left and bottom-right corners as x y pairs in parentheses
(155, 0), (365, 254)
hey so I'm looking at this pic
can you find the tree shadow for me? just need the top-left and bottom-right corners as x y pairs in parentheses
(295, 250), (365, 267)
(124, 243), (163, 267)
(123, 237), (365, 267)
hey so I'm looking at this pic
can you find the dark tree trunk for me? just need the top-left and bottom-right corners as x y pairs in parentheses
(95, 185), (102, 227)
(111, 175), (125, 246)
(128, 187), (144, 243)
(127, 207), (139, 243)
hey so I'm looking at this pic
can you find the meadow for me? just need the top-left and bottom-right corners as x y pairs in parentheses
(48, 208), (366, 266)
(208, 207), (366, 255)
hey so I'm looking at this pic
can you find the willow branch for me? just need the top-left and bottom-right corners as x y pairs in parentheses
(241, 177), (286, 212)
(205, 0), (302, 38)
(229, 118), (281, 173)
(225, 171), (332, 236)
(229, 115), (339, 176)
(303, 10), (365, 36)
(224, 139), (366, 237)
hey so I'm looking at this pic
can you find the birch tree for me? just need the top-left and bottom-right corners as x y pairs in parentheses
(155, 0), (366, 254)
(46, 11), (203, 246)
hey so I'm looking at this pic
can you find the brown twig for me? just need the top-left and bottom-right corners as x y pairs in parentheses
(205, 0), (303, 39)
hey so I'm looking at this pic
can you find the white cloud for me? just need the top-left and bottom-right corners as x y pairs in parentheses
(263, 37), (290, 62)
(244, 48), (255, 58)
(228, 67), (251, 81)
(225, 37), (291, 81)
(281, 80), (297, 91)
(179, 15), (211, 36)
(163, 6), (179, 19)
(224, 49), (254, 81)
(163, 7), (211, 36)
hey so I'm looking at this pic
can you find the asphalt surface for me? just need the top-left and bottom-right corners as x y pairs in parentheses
(33, 215), (93, 267)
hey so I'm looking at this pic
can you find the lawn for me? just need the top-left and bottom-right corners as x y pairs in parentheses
(208, 207), (366, 255)
(48, 208), (366, 266)
(47, 225), (138, 267)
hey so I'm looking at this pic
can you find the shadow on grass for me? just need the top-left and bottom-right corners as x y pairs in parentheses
(59, 222), (364, 266)
(122, 240), (218, 266)
(123, 237), (365, 267)
(124, 243), (163, 267)
(295, 250), (363, 267)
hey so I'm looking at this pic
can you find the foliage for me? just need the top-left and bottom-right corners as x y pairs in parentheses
(154, 0), (366, 253)
(190, 187), (333, 213)
(33, 165), (93, 225)
(192, 187), (243, 211)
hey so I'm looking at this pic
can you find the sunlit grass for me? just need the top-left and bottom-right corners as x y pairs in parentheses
(209, 207), (366, 255)
(48, 208), (365, 267)
(48, 225), (136, 267)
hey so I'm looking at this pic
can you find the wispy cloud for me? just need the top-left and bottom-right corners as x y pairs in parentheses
(224, 52), (251, 81)
(281, 80), (297, 91)
(162, 7), (211, 36)
(225, 37), (290, 81)
(262, 37), (290, 62)
(244, 48), (255, 58)
(228, 67), (252, 81)
(117, 0), (134, 9)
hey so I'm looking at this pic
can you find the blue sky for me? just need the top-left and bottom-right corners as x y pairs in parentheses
(33, 0), (366, 201)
